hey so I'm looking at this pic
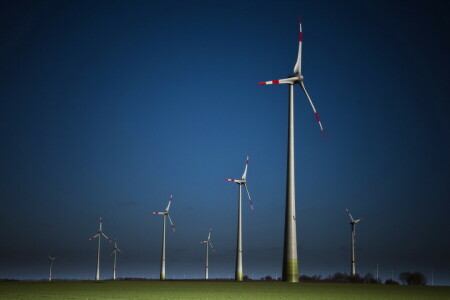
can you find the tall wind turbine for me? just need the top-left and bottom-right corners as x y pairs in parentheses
(258, 17), (324, 282)
(152, 194), (175, 280)
(225, 155), (253, 281)
(111, 241), (122, 280)
(346, 208), (362, 276)
(48, 256), (55, 281)
(88, 217), (111, 281)
(200, 228), (214, 280)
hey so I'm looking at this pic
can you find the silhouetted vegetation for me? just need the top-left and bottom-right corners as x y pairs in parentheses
(299, 272), (383, 284)
(384, 279), (400, 285)
(0, 279), (20, 282)
(399, 272), (427, 285)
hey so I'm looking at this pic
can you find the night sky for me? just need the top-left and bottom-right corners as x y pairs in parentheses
(1, 0), (450, 285)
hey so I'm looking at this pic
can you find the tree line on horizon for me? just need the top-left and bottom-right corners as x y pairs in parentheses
(249, 271), (427, 285)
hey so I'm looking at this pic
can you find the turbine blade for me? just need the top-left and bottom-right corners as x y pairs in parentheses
(244, 184), (254, 213)
(345, 208), (355, 222)
(152, 212), (165, 215)
(209, 241), (214, 251)
(242, 155), (249, 180)
(102, 233), (112, 242)
(258, 78), (295, 85)
(167, 214), (176, 232)
(208, 228), (211, 240)
(299, 81), (325, 138)
(165, 194), (173, 212)
(293, 16), (303, 75)
(224, 179), (236, 182)
(89, 233), (100, 240)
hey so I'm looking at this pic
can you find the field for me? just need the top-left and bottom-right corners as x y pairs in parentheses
(0, 281), (449, 299)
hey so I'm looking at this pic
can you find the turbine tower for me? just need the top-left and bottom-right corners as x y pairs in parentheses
(259, 17), (324, 282)
(111, 241), (122, 280)
(200, 228), (214, 280)
(48, 256), (55, 281)
(88, 217), (111, 281)
(152, 194), (175, 280)
(225, 155), (254, 281)
(346, 208), (362, 276)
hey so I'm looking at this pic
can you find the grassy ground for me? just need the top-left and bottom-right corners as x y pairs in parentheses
(0, 281), (449, 299)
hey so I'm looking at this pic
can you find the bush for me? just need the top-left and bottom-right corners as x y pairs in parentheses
(385, 279), (400, 285)
(348, 274), (363, 283)
(363, 273), (378, 284)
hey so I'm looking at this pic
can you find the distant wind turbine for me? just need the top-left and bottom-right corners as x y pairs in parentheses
(152, 194), (175, 280)
(225, 155), (253, 281)
(200, 228), (214, 280)
(346, 208), (362, 276)
(111, 241), (122, 280)
(48, 256), (55, 281)
(258, 17), (325, 282)
(88, 217), (112, 281)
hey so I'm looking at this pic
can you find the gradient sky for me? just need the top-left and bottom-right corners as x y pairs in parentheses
(1, 0), (449, 284)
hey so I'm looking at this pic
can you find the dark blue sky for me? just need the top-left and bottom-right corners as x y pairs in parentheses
(1, 0), (449, 284)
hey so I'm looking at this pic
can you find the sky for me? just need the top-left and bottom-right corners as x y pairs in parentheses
(1, 0), (450, 285)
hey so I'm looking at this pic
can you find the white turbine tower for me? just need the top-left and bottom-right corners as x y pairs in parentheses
(200, 228), (214, 280)
(48, 256), (55, 281)
(152, 194), (175, 280)
(111, 241), (122, 280)
(258, 17), (324, 282)
(225, 155), (253, 281)
(346, 208), (362, 276)
(88, 217), (111, 281)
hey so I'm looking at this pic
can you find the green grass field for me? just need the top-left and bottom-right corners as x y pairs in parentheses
(0, 281), (449, 299)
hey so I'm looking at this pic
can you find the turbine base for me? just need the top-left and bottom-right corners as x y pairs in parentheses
(282, 259), (299, 282)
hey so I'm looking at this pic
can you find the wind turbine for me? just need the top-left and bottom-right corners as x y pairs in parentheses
(88, 216), (111, 281)
(258, 17), (324, 282)
(346, 208), (362, 276)
(48, 256), (55, 281)
(225, 155), (253, 281)
(111, 240), (122, 280)
(200, 228), (214, 280)
(152, 194), (175, 280)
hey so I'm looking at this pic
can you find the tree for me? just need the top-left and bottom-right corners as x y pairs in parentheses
(399, 272), (409, 285)
(331, 272), (348, 282)
(363, 273), (378, 284)
(399, 272), (427, 285)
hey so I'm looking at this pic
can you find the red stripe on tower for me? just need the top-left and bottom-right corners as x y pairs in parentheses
(299, 32), (303, 42)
